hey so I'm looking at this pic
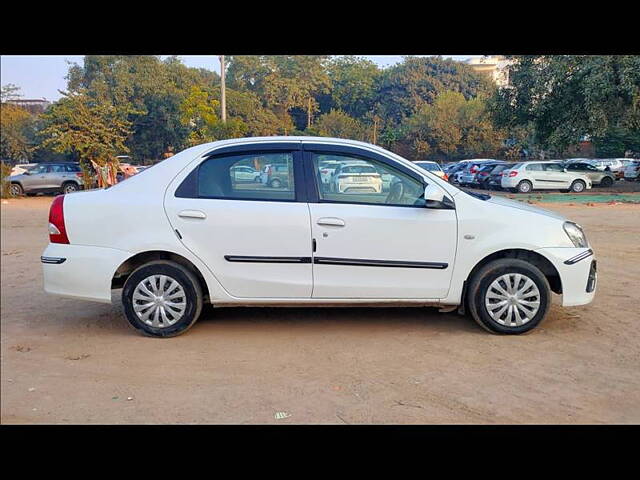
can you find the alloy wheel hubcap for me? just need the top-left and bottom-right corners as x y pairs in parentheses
(485, 273), (540, 327)
(132, 275), (186, 328)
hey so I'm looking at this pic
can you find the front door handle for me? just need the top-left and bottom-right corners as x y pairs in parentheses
(178, 210), (207, 219)
(317, 217), (345, 227)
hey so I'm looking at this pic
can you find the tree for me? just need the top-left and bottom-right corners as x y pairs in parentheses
(39, 91), (131, 179)
(490, 55), (640, 155)
(1, 83), (22, 102)
(179, 86), (247, 146)
(311, 109), (367, 141)
(0, 103), (36, 161)
(326, 56), (381, 119)
(403, 91), (504, 161)
(66, 55), (222, 160)
(376, 56), (495, 126)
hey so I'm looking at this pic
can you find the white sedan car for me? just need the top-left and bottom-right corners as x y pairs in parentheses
(42, 137), (596, 337)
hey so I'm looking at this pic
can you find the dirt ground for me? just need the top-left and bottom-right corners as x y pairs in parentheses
(1, 196), (639, 424)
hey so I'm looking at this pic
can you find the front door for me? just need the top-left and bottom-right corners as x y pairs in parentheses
(165, 147), (313, 299)
(304, 147), (457, 299)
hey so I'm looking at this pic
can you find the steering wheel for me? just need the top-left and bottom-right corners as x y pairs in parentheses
(385, 180), (405, 204)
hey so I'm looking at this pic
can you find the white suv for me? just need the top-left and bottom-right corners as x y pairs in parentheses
(501, 161), (592, 193)
(41, 137), (597, 337)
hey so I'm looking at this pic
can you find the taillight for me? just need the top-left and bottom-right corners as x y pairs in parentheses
(509, 171), (518, 177)
(470, 166), (478, 173)
(48, 195), (69, 244)
(443, 174), (448, 181)
(479, 172), (489, 176)
(76, 172), (83, 178)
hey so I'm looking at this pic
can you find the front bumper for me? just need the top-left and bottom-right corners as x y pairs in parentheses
(42, 243), (132, 303)
(536, 247), (597, 307)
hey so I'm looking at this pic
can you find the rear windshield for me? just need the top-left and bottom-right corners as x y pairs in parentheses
(341, 165), (377, 174)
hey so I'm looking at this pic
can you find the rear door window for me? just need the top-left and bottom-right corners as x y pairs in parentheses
(197, 152), (296, 201)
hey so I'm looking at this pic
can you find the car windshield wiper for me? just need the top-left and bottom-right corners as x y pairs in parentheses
(461, 189), (491, 201)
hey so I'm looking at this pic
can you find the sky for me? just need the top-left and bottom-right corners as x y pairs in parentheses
(0, 55), (480, 101)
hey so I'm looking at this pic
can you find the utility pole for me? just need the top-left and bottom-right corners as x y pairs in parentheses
(219, 55), (226, 123)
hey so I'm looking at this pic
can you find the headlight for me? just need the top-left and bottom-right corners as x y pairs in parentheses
(563, 221), (588, 248)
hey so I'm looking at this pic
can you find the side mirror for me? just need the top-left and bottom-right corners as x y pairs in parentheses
(423, 183), (450, 208)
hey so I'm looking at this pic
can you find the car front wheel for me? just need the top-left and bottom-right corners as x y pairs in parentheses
(122, 260), (204, 337)
(467, 258), (551, 334)
(9, 183), (23, 196)
(570, 180), (586, 193)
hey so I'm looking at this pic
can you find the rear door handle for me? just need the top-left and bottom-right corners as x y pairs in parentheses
(317, 217), (345, 227)
(178, 210), (207, 219)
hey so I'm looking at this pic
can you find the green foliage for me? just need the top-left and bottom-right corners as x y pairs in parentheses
(39, 90), (131, 179)
(1, 103), (37, 161)
(402, 91), (504, 160)
(312, 109), (367, 141)
(490, 55), (640, 155)
(376, 56), (495, 126)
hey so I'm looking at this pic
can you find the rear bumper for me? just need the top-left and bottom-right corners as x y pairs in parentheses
(42, 243), (132, 303)
(536, 247), (597, 307)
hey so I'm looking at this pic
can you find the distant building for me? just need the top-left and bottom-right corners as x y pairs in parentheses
(465, 56), (513, 88)
(5, 98), (51, 114)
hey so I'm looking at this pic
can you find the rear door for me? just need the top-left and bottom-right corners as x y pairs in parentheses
(165, 143), (313, 299)
(303, 144), (457, 299)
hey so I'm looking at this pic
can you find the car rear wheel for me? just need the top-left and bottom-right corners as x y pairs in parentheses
(61, 182), (79, 194)
(467, 258), (551, 334)
(122, 260), (203, 337)
(9, 183), (23, 196)
(270, 178), (282, 188)
(570, 180), (586, 193)
(517, 180), (533, 193)
(600, 176), (613, 187)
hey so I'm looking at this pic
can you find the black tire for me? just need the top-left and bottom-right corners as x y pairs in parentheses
(122, 260), (204, 337)
(600, 176), (613, 187)
(270, 178), (281, 188)
(466, 258), (551, 335)
(61, 182), (79, 195)
(516, 180), (533, 194)
(9, 183), (23, 196)
(570, 180), (586, 193)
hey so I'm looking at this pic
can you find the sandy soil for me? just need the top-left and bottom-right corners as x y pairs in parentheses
(1, 196), (639, 424)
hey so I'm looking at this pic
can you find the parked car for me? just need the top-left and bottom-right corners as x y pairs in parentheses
(318, 160), (343, 185)
(458, 159), (500, 187)
(414, 161), (447, 180)
(623, 160), (640, 181)
(260, 163), (291, 188)
(475, 163), (511, 190)
(41, 137), (596, 337)
(588, 158), (625, 172)
(231, 165), (261, 183)
(8, 162), (84, 196)
(330, 163), (382, 194)
(10, 162), (38, 176)
(446, 161), (471, 184)
(565, 162), (616, 187)
(501, 161), (592, 193)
